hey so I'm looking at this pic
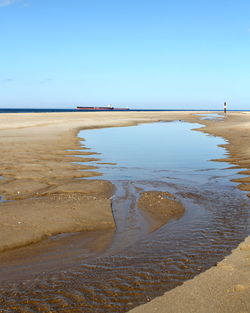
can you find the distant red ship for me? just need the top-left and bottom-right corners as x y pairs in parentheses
(76, 105), (129, 111)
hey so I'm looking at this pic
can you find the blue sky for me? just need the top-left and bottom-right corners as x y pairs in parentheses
(0, 0), (249, 109)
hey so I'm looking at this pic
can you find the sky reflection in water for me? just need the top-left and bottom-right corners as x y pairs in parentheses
(78, 121), (239, 185)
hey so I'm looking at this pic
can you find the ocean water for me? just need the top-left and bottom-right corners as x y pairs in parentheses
(0, 108), (249, 113)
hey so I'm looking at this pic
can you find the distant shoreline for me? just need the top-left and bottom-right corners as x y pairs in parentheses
(1, 108), (249, 114)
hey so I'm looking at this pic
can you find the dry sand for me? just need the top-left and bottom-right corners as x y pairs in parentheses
(0, 111), (250, 312)
(129, 111), (250, 313)
(0, 111), (200, 252)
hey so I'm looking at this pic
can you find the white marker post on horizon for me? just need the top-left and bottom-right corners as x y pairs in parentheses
(224, 102), (227, 113)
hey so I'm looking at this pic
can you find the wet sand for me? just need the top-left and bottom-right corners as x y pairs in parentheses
(129, 236), (250, 313)
(0, 111), (250, 312)
(137, 191), (185, 231)
(130, 111), (250, 313)
(0, 111), (200, 252)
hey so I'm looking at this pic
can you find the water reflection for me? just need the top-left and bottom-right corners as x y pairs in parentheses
(196, 113), (224, 120)
(78, 121), (240, 185)
(0, 121), (249, 313)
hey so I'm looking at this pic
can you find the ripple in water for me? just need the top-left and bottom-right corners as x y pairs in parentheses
(0, 121), (249, 312)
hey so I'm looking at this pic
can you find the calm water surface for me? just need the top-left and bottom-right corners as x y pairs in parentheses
(79, 121), (238, 184)
(196, 113), (224, 120)
(0, 121), (249, 312)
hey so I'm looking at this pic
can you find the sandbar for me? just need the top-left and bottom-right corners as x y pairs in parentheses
(0, 111), (250, 312)
(130, 111), (250, 313)
(0, 111), (200, 252)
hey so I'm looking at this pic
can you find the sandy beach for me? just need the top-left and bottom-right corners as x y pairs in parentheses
(0, 111), (203, 252)
(0, 111), (249, 312)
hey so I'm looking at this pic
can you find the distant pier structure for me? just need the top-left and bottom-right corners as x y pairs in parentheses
(224, 102), (227, 113)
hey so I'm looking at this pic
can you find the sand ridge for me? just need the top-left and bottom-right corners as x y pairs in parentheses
(137, 191), (185, 231)
(129, 236), (250, 313)
(0, 111), (250, 312)
(0, 111), (200, 252)
(196, 112), (250, 198)
(129, 111), (250, 313)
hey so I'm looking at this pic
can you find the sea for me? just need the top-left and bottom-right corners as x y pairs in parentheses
(0, 108), (248, 113)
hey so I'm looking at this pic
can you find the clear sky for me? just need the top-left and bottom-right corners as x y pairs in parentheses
(0, 0), (249, 110)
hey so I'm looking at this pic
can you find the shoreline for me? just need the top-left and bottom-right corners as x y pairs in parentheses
(0, 111), (249, 312)
(129, 236), (250, 313)
(129, 111), (250, 313)
(0, 111), (204, 252)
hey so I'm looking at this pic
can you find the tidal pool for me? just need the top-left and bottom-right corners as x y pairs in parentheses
(195, 113), (224, 120)
(0, 121), (249, 313)
(79, 121), (239, 185)
(77, 121), (249, 253)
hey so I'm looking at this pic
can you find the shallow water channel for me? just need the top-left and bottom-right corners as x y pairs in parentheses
(0, 121), (249, 312)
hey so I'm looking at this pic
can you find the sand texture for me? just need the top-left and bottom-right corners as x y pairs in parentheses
(0, 111), (250, 312)
(0, 111), (199, 252)
(197, 112), (250, 198)
(129, 111), (250, 313)
(129, 236), (250, 313)
(138, 191), (185, 231)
